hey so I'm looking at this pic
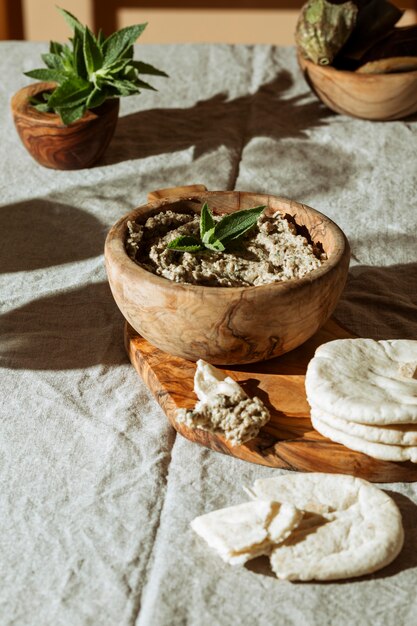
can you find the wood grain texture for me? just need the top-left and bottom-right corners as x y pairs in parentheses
(298, 53), (417, 120)
(105, 188), (350, 365)
(126, 319), (417, 482)
(11, 82), (119, 170)
(148, 184), (208, 201)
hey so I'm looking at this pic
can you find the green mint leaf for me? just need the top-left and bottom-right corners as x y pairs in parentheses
(213, 206), (266, 243)
(56, 7), (86, 35)
(122, 45), (134, 60)
(41, 52), (65, 70)
(131, 60), (169, 77)
(24, 68), (66, 83)
(103, 23), (147, 66)
(85, 87), (107, 109)
(83, 26), (103, 76)
(167, 236), (204, 252)
(202, 227), (215, 245)
(47, 76), (91, 108)
(25, 10), (167, 120)
(50, 41), (64, 55)
(33, 103), (52, 113)
(56, 103), (86, 125)
(73, 35), (87, 79)
(205, 239), (225, 252)
(97, 29), (105, 47)
(103, 78), (140, 96)
(29, 92), (51, 107)
(200, 203), (215, 240)
(30, 96), (52, 113)
(59, 43), (76, 72)
(103, 57), (131, 75)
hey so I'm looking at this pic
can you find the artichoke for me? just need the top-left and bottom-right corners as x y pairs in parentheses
(295, 0), (358, 65)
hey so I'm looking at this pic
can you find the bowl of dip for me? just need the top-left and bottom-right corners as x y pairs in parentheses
(104, 185), (350, 365)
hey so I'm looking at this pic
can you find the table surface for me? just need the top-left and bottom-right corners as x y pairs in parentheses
(1, 42), (417, 626)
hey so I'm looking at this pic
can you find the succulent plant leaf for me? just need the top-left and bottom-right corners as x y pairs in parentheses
(295, 0), (358, 65)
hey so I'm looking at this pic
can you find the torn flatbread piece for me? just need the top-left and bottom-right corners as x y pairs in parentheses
(177, 360), (270, 445)
(190, 500), (302, 566)
(305, 339), (417, 424)
(252, 473), (404, 581)
(194, 358), (247, 403)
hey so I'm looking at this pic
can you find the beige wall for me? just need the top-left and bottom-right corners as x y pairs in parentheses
(22, 0), (92, 41)
(21, 0), (417, 44)
(118, 8), (299, 44)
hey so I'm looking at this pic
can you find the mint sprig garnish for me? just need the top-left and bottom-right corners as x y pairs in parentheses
(25, 7), (168, 125)
(167, 203), (266, 254)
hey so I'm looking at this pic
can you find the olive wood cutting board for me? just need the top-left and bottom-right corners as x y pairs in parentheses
(125, 319), (417, 483)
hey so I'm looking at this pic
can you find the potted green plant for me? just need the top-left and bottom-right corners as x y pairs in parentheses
(11, 7), (167, 170)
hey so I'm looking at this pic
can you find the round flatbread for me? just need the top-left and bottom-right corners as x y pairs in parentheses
(305, 339), (417, 425)
(312, 406), (417, 446)
(311, 413), (417, 463)
(252, 473), (404, 581)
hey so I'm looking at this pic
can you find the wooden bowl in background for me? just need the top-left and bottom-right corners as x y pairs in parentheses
(104, 185), (350, 365)
(298, 54), (417, 121)
(11, 82), (119, 170)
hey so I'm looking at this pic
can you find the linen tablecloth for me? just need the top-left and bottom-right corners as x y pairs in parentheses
(1, 42), (417, 626)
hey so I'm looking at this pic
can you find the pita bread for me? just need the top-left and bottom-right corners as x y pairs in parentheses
(190, 500), (302, 565)
(311, 413), (417, 463)
(312, 406), (417, 446)
(252, 473), (404, 581)
(305, 339), (417, 425)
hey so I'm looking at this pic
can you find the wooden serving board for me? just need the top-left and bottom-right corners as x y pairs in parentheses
(125, 319), (417, 483)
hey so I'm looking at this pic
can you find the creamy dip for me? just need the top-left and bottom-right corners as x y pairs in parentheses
(126, 209), (325, 287)
(176, 392), (270, 446)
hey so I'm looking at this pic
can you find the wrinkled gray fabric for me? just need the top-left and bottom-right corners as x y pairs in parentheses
(1, 42), (417, 626)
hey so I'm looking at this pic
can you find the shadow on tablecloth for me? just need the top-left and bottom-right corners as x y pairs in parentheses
(335, 262), (417, 340)
(0, 282), (126, 370)
(0, 198), (107, 274)
(0, 263), (416, 371)
(102, 71), (335, 165)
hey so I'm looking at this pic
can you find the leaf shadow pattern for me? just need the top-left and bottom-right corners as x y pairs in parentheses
(0, 282), (126, 370)
(335, 261), (417, 340)
(0, 198), (107, 274)
(101, 71), (336, 166)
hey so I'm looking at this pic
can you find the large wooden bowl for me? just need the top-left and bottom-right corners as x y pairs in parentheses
(104, 185), (350, 365)
(11, 82), (119, 169)
(298, 54), (417, 120)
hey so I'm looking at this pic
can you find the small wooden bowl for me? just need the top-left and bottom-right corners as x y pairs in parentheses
(104, 185), (350, 365)
(298, 54), (417, 120)
(11, 82), (119, 169)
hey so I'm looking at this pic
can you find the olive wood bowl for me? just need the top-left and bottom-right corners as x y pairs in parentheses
(104, 185), (350, 365)
(298, 53), (417, 120)
(11, 82), (119, 169)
